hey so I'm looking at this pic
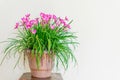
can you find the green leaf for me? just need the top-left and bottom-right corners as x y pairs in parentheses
(48, 39), (51, 54)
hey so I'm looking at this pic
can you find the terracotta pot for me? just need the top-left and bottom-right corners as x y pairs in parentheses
(26, 50), (54, 78)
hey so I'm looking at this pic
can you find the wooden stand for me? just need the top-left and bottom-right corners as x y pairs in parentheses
(19, 72), (63, 80)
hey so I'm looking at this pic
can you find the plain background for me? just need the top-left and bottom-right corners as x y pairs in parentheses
(0, 0), (120, 80)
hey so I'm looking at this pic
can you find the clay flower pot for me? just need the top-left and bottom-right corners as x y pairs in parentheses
(26, 50), (54, 78)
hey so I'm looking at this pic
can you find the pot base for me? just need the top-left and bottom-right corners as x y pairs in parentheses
(31, 70), (51, 78)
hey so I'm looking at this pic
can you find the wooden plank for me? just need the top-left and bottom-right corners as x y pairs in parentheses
(19, 72), (63, 80)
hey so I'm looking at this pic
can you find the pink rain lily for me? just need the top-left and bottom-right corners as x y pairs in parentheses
(15, 12), (72, 33)
(56, 21), (60, 26)
(66, 24), (71, 29)
(42, 16), (49, 22)
(33, 20), (38, 25)
(53, 15), (57, 21)
(25, 13), (30, 17)
(30, 20), (35, 24)
(26, 22), (32, 29)
(63, 21), (67, 26)
(44, 15), (50, 21)
(59, 18), (67, 27)
(14, 22), (19, 29)
(31, 29), (37, 34)
(21, 17), (28, 23)
(48, 14), (52, 19)
(40, 13), (53, 24)
(40, 14), (49, 23)
(59, 18), (65, 24)
(40, 12), (45, 17)
(63, 22), (71, 29)
(35, 18), (39, 23)
(50, 25), (55, 29)
(30, 20), (38, 25)
(65, 16), (69, 21)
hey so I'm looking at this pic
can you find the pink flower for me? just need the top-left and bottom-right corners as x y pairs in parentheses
(66, 24), (71, 29)
(65, 16), (69, 21)
(40, 13), (49, 22)
(40, 13), (53, 23)
(59, 18), (65, 23)
(43, 16), (49, 21)
(26, 22), (32, 29)
(21, 17), (28, 23)
(63, 21), (67, 26)
(35, 18), (39, 22)
(48, 14), (52, 19)
(14, 22), (19, 29)
(25, 13), (30, 17)
(40, 12), (45, 17)
(59, 18), (68, 27)
(34, 20), (38, 25)
(30, 20), (35, 24)
(31, 29), (36, 34)
(56, 22), (60, 26)
(53, 15), (57, 21)
(30, 19), (38, 25)
(50, 25), (55, 29)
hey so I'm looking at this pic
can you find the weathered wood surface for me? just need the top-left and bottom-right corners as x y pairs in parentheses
(19, 72), (63, 80)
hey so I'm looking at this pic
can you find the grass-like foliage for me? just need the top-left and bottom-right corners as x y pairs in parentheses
(1, 12), (78, 70)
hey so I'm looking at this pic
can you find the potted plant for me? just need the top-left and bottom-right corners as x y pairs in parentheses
(1, 12), (78, 78)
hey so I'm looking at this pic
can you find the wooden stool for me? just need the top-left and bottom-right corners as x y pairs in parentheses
(19, 72), (63, 80)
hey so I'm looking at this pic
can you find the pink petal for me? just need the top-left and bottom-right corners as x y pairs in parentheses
(14, 22), (19, 29)
(48, 14), (52, 19)
(59, 18), (65, 23)
(40, 12), (45, 17)
(65, 16), (69, 21)
(63, 22), (67, 26)
(31, 29), (37, 34)
(21, 17), (28, 23)
(30, 20), (35, 25)
(56, 22), (60, 26)
(67, 24), (71, 29)
(50, 25), (55, 29)
(31, 20), (38, 25)
(35, 18), (39, 22)
(53, 15), (57, 21)
(53, 15), (57, 19)
(25, 13), (30, 17)
(26, 22), (32, 29)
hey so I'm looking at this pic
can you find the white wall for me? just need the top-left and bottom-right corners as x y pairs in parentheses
(0, 0), (120, 80)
